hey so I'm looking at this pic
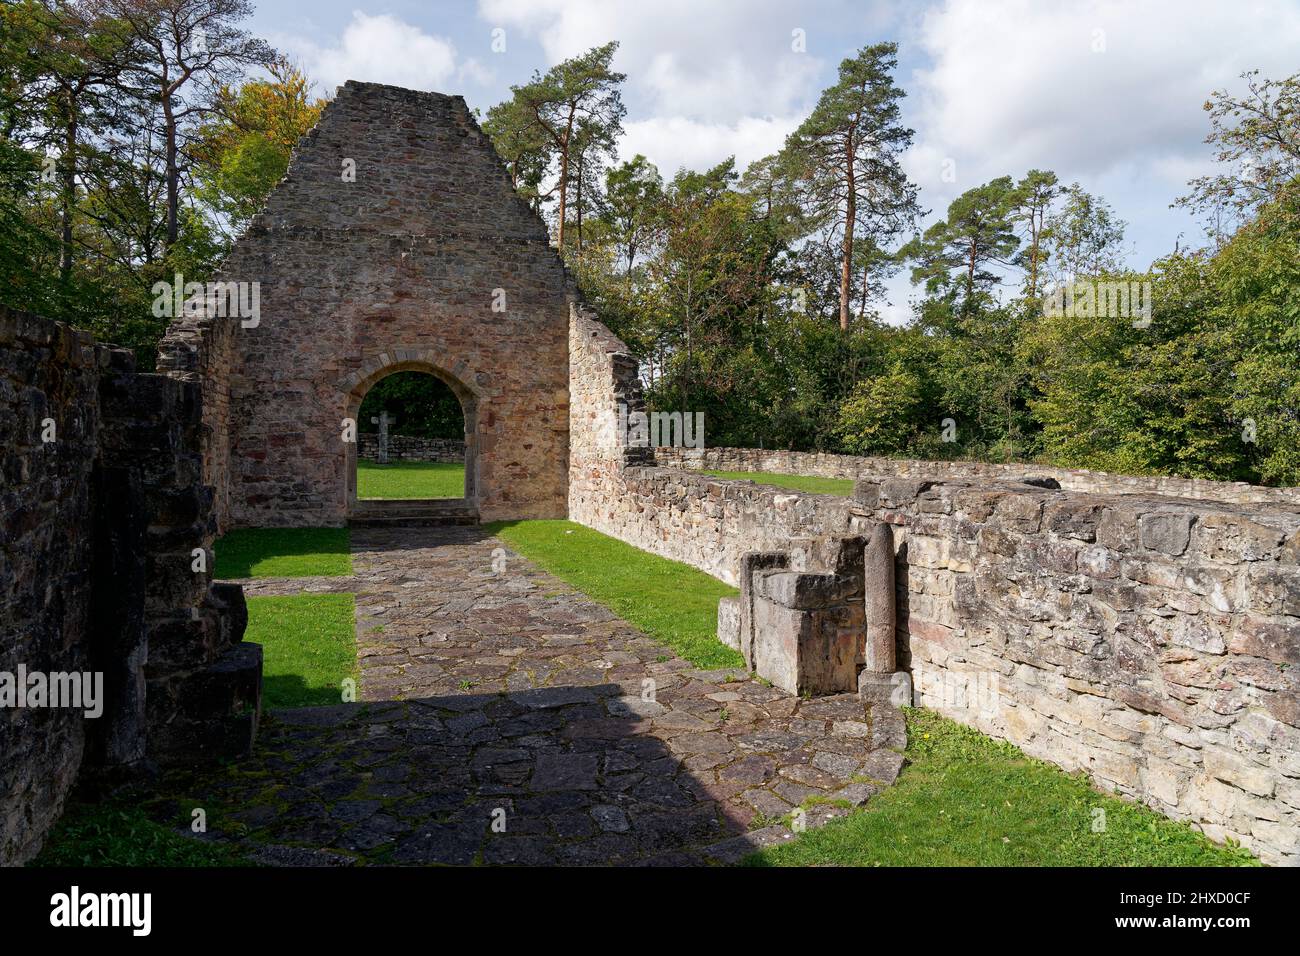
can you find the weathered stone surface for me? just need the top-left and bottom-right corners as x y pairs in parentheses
(178, 526), (905, 866)
(1, 306), (259, 866)
(158, 82), (571, 528)
(635, 447), (1300, 865)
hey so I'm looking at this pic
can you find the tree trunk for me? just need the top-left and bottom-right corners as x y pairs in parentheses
(59, 103), (78, 282)
(575, 157), (584, 251)
(859, 261), (869, 321)
(555, 104), (576, 250)
(839, 136), (856, 332)
(163, 94), (179, 249)
(965, 238), (978, 309)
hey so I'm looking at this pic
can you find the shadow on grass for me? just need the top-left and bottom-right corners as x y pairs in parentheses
(214, 527), (351, 578)
(246, 594), (356, 709)
(263, 673), (350, 709)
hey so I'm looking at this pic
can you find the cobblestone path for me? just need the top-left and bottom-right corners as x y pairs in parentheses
(198, 526), (905, 865)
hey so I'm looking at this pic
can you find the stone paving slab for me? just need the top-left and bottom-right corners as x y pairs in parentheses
(189, 526), (904, 866)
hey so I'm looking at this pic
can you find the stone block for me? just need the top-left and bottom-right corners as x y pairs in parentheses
(716, 596), (741, 651)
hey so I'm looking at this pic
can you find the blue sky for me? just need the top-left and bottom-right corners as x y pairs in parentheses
(246, 0), (1300, 322)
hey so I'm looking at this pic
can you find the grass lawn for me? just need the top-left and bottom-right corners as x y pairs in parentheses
(357, 459), (464, 499)
(745, 708), (1259, 867)
(247, 594), (358, 708)
(31, 799), (247, 867)
(702, 469), (854, 497)
(488, 519), (743, 669)
(214, 527), (351, 578)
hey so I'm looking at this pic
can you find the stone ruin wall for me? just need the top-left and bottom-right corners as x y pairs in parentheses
(158, 81), (570, 529)
(357, 434), (465, 463)
(0, 305), (260, 866)
(856, 476), (1300, 866)
(656, 445), (1300, 508)
(568, 323), (1300, 864)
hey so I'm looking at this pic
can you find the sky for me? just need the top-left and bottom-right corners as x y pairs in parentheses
(246, 0), (1300, 323)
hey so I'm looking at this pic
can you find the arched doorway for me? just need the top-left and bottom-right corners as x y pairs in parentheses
(342, 358), (480, 519)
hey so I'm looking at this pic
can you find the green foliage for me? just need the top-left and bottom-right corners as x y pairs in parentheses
(834, 364), (924, 455)
(904, 175), (1020, 310)
(32, 798), (248, 867)
(745, 709), (1260, 867)
(780, 43), (920, 328)
(1212, 179), (1300, 484)
(488, 520), (743, 669)
(483, 42), (626, 249)
(192, 60), (325, 236)
(1178, 69), (1300, 236)
(357, 370), (464, 440)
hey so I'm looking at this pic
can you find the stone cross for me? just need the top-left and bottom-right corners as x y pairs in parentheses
(370, 411), (397, 464)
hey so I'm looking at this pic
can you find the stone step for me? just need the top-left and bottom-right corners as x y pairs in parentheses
(349, 513), (479, 527)
(349, 498), (479, 527)
(353, 497), (472, 513)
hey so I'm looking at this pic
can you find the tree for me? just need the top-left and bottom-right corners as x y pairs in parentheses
(649, 160), (768, 416)
(904, 176), (1020, 312)
(484, 41), (625, 250)
(1211, 178), (1300, 484)
(834, 364), (923, 455)
(192, 58), (324, 236)
(1177, 69), (1300, 238)
(781, 43), (920, 331)
(1009, 168), (1060, 301)
(8, 1), (143, 282)
(90, 0), (275, 249)
(603, 154), (663, 276)
(1046, 183), (1127, 280)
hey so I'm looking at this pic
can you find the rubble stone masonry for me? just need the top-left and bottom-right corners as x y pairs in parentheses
(1, 306), (259, 866)
(159, 81), (570, 528)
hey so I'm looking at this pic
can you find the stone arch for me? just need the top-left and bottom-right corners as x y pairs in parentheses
(341, 351), (481, 513)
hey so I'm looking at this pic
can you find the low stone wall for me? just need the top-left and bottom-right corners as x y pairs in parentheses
(1, 306), (261, 865)
(853, 476), (1300, 866)
(358, 433), (464, 462)
(577, 465), (855, 586)
(657, 446), (1300, 509)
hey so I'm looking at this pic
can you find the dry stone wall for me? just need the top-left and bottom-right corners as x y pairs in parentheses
(357, 434), (464, 462)
(657, 446), (1300, 508)
(1, 305), (260, 866)
(853, 476), (1300, 865)
(159, 81), (571, 528)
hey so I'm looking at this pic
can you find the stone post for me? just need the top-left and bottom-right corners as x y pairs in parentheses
(371, 410), (396, 464)
(863, 522), (895, 673)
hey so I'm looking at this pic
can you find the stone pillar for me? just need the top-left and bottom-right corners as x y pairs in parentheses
(371, 410), (396, 464)
(863, 522), (895, 673)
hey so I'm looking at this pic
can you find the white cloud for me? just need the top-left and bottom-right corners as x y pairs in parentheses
(619, 115), (799, 180)
(281, 12), (462, 93)
(905, 0), (1300, 203)
(478, 0), (829, 123)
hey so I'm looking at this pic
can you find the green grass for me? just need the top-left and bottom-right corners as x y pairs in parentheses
(247, 594), (358, 708)
(31, 799), (248, 867)
(214, 527), (351, 578)
(488, 519), (743, 669)
(745, 708), (1260, 867)
(357, 459), (464, 499)
(701, 469), (854, 497)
